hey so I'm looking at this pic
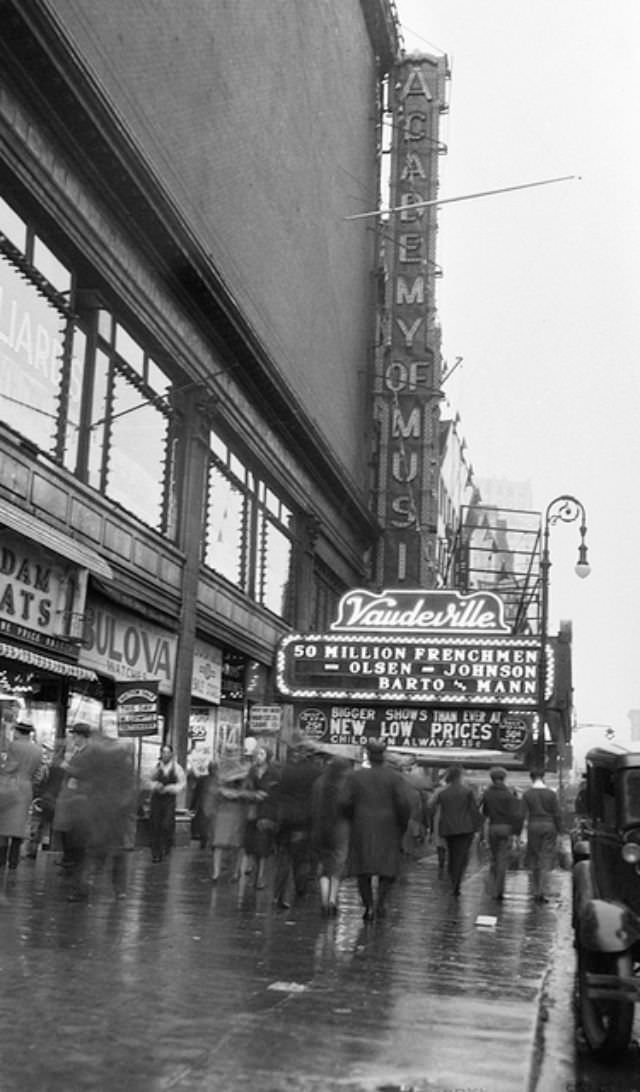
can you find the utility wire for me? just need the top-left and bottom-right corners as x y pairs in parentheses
(345, 175), (579, 221)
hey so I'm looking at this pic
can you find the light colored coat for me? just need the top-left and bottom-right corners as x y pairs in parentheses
(0, 735), (43, 838)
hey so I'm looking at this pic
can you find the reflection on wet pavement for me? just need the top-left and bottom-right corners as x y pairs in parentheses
(0, 845), (575, 1091)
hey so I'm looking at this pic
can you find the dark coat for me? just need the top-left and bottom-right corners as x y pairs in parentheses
(437, 781), (481, 838)
(54, 737), (136, 850)
(275, 756), (322, 831)
(341, 763), (411, 877)
(481, 783), (522, 831)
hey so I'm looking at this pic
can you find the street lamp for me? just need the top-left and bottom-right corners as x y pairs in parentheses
(537, 495), (590, 771)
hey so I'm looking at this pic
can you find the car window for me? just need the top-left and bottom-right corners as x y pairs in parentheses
(621, 769), (640, 826)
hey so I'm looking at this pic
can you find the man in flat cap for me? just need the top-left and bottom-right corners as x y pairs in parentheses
(340, 738), (411, 921)
(480, 766), (522, 901)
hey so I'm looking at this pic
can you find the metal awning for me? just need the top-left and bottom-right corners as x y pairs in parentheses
(0, 641), (97, 680)
(0, 497), (113, 579)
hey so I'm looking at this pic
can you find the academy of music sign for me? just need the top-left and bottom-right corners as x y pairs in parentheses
(277, 589), (539, 706)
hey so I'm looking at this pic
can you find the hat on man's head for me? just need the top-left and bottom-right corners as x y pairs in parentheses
(490, 766), (508, 782)
(365, 738), (387, 755)
(13, 721), (33, 734)
(68, 722), (91, 737)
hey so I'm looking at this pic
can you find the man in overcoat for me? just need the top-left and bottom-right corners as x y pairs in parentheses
(341, 738), (411, 921)
(0, 720), (43, 873)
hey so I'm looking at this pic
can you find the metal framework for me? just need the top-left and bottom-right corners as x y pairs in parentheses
(452, 504), (542, 636)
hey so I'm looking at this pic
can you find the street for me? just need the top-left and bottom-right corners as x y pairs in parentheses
(0, 844), (638, 1092)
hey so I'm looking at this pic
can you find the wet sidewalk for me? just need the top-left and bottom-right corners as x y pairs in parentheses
(0, 844), (571, 1092)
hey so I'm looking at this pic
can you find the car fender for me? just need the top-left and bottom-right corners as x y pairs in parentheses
(578, 898), (640, 953)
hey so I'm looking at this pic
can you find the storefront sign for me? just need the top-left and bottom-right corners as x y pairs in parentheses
(116, 679), (159, 737)
(188, 708), (216, 773)
(79, 597), (177, 694)
(191, 639), (222, 703)
(277, 633), (539, 706)
(249, 705), (282, 735)
(295, 704), (532, 752)
(0, 530), (86, 654)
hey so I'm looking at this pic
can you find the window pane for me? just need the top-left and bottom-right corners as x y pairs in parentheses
(259, 514), (292, 618)
(63, 325), (86, 472)
(33, 237), (72, 295)
(98, 310), (113, 342)
(205, 463), (246, 587)
(265, 486), (279, 518)
(108, 370), (167, 528)
(209, 430), (227, 462)
(0, 254), (63, 452)
(0, 196), (26, 252)
(115, 324), (144, 374)
(229, 452), (245, 483)
(147, 358), (169, 397)
(88, 349), (110, 489)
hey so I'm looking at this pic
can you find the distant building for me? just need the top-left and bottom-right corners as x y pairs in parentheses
(476, 478), (533, 510)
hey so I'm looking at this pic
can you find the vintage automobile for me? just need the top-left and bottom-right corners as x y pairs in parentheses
(572, 746), (640, 1057)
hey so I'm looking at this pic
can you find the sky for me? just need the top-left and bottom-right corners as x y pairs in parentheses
(396, 1), (640, 745)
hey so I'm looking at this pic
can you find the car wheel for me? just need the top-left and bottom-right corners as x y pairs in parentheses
(578, 947), (635, 1059)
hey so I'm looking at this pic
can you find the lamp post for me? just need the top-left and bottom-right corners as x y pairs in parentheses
(537, 495), (590, 775)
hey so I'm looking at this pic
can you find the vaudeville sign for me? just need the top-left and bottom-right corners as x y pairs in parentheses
(276, 589), (541, 707)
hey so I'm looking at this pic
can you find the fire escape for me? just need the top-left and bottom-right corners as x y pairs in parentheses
(450, 504), (542, 636)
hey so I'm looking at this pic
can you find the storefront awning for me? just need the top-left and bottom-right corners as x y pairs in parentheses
(0, 498), (113, 579)
(0, 641), (98, 680)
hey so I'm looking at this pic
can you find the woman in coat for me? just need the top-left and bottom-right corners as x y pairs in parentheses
(205, 744), (263, 882)
(242, 744), (280, 888)
(0, 720), (43, 873)
(310, 756), (351, 916)
(341, 739), (411, 921)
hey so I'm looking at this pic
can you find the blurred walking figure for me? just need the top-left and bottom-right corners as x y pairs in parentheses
(54, 728), (137, 901)
(429, 769), (448, 874)
(437, 765), (482, 896)
(272, 739), (322, 909)
(53, 722), (93, 883)
(149, 744), (186, 863)
(0, 720), (43, 875)
(480, 766), (520, 901)
(205, 743), (262, 883)
(82, 737), (137, 900)
(242, 744), (280, 889)
(341, 739), (411, 921)
(523, 768), (562, 903)
(311, 756), (351, 917)
(187, 743), (212, 849)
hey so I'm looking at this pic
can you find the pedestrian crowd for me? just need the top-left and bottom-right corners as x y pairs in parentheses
(0, 717), (565, 914)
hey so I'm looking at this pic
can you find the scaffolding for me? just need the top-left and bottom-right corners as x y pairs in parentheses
(452, 505), (542, 636)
